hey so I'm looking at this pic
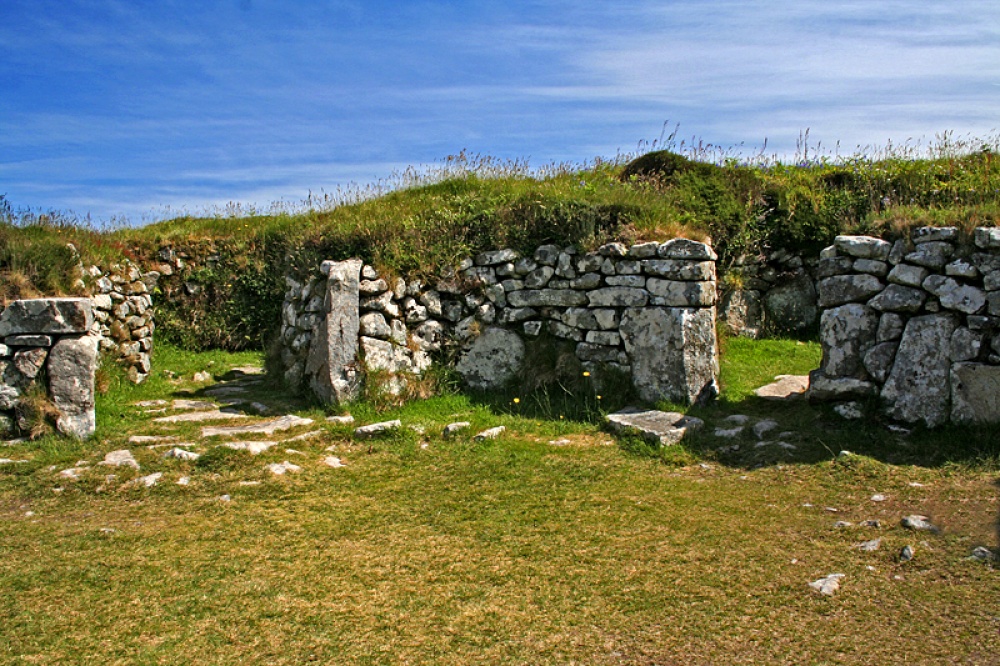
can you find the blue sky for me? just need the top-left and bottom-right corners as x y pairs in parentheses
(2, 0), (999, 225)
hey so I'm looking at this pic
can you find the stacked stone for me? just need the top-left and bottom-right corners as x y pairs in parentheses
(279, 237), (720, 406)
(88, 261), (155, 383)
(0, 298), (99, 439)
(809, 227), (1000, 426)
(719, 249), (820, 337)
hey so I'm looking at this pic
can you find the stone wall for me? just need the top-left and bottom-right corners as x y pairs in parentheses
(718, 249), (821, 337)
(87, 260), (156, 383)
(279, 239), (720, 406)
(808, 227), (1000, 427)
(0, 298), (99, 439)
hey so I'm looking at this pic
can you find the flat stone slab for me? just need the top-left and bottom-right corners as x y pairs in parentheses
(354, 420), (402, 438)
(605, 407), (704, 446)
(154, 409), (250, 423)
(474, 426), (505, 441)
(172, 399), (219, 410)
(220, 441), (277, 455)
(201, 415), (314, 438)
(753, 375), (809, 400)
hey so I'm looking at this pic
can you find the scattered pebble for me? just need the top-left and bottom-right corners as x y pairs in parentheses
(474, 426), (506, 441)
(163, 448), (200, 461)
(0, 458), (28, 464)
(833, 402), (863, 419)
(192, 371), (212, 382)
(969, 546), (994, 561)
(854, 538), (881, 552)
(723, 414), (751, 425)
(809, 573), (845, 596)
(267, 461), (302, 475)
(100, 449), (140, 470)
(322, 456), (346, 468)
(219, 494), (231, 502)
(548, 438), (572, 446)
(752, 420), (779, 439)
(177, 476), (190, 485)
(326, 414), (355, 425)
(887, 424), (911, 435)
(442, 422), (471, 437)
(134, 400), (168, 407)
(860, 520), (881, 528)
(24, 511), (34, 517)
(353, 420), (402, 438)
(59, 467), (85, 479)
(866, 565), (877, 572)
(907, 481), (925, 488)
(901, 515), (939, 533)
(131, 472), (162, 488)
(871, 494), (887, 502)
(284, 448), (305, 456)
(221, 441), (277, 455)
(899, 545), (915, 562)
(239, 481), (261, 486)
(713, 427), (743, 438)
(833, 521), (854, 529)
(824, 507), (840, 513)
(99, 528), (116, 535)
(837, 450), (853, 459)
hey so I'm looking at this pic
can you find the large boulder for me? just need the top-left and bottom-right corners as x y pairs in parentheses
(47, 334), (99, 439)
(881, 314), (957, 427)
(455, 327), (525, 391)
(620, 307), (718, 405)
(950, 363), (1000, 424)
(0, 298), (93, 337)
(818, 303), (879, 378)
(305, 259), (363, 405)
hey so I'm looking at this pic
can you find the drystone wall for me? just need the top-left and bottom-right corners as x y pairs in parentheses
(808, 227), (1000, 427)
(279, 239), (720, 406)
(87, 260), (156, 383)
(0, 298), (99, 439)
(718, 249), (821, 337)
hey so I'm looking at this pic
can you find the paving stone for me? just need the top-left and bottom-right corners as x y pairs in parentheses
(605, 407), (703, 446)
(753, 375), (809, 400)
(201, 415), (314, 438)
(154, 409), (250, 424)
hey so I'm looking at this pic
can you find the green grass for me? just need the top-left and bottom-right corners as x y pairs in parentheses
(1, 338), (998, 664)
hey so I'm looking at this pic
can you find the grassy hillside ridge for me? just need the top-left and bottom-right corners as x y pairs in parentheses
(3, 134), (1000, 349)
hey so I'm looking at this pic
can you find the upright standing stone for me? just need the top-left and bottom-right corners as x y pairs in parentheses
(881, 314), (957, 427)
(305, 259), (363, 405)
(47, 334), (99, 439)
(620, 307), (718, 404)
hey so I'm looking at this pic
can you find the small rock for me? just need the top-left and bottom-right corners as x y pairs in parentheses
(192, 371), (212, 382)
(753, 375), (809, 400)
(969, 546), (994, 561)
(322, 456), (346, 468)
(284, 449), (304, 456)
(163, 448), (200, 461)
(0, 458), (28, 464)
(132, 472), (162, 488)
(907, 482), (925, 487)
(870, 494), (887, 502)
(752, 420), (779, 439)
(833, 521), (854, 529)
(100, 450), (140, 470)
(177, 476), (190, 485)
(548, 438), (572, 446)
(724, 414), (751, 425)
(443, 422), (471, 437)
(59, 467), (85, 479)
(266, 461), (302, 475)
(713, 427), (743, 438)
(353, 420), (402, 438)
(99, 528), (116, 535)
(474, 426), (506, 441)
(326, 414), (355, 425)
(901, 515), (939, 533)
(854, 538), (882, 552)
(833, 402), (864, 420)
(899, 545), (915, 562)
(249, 402), (270, 415)
(219, 494), (231, 502)
(860, 520), (882, 528)
(809, 573), (845, 596)
(220, 441), (277, 455)
(824, 507), (840, 513)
